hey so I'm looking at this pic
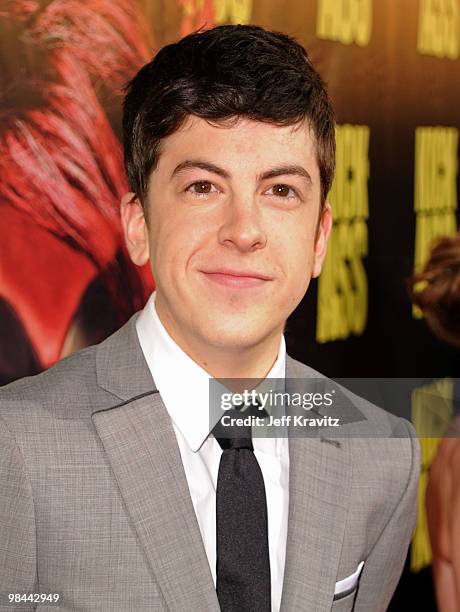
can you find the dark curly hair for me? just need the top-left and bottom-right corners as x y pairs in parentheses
(409, 233), (460, 347)
(122, 24), (335, 210)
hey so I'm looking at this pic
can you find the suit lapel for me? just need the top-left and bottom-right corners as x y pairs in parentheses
(280, 357), (355, 611)
(92, 314), (220, 612)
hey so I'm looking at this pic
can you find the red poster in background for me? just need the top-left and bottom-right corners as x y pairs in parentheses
(0, 0), (155, 383)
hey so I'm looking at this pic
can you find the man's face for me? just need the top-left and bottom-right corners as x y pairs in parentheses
(123, 116), (332, 354)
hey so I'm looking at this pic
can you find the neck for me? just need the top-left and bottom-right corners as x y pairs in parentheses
(192, 338), (281, 380)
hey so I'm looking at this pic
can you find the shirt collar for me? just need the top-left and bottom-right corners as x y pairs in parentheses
(136, 291), (286, 452)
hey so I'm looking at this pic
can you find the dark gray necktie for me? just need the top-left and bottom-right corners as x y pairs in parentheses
(213, 406), (271, 612)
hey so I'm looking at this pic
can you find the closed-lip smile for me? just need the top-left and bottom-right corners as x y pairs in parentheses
(200, 268), (273, 288)
(201, 268), (272, 280)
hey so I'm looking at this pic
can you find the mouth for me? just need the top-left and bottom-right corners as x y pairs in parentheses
(200, 268), (273, 289)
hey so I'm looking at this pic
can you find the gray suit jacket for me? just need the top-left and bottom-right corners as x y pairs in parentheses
(0, 312), (420, 611)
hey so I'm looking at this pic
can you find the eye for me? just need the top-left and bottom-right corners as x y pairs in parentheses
(266, 184), (299, 199)
(185, 181), (220, 197)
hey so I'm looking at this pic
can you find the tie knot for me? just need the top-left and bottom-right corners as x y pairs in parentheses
(216, 436), (254, 451)
(212, 403), (258, 451)
(211, 399), (270, 451)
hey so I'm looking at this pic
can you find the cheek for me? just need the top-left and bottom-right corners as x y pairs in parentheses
(286, 259), (312, 291)
(149, 221), (204, 283)
(278, 226), (315, 271)
(276, 235), (315, 298)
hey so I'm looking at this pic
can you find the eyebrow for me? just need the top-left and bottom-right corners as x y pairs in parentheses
(171, 158), (312, 186)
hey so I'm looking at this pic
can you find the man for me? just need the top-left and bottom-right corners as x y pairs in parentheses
(0, 24), (420, 611)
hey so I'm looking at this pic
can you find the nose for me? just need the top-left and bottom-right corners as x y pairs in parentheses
(217, 195), (267, 252)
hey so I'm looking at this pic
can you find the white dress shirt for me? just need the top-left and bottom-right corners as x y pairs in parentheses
(136, 291), (289, 612)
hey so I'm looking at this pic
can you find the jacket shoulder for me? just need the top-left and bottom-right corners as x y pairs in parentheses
(285, 354), (417, 439)
(0, 345), (103, 421)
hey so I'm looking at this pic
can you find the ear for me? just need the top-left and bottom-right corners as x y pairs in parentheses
(120, 192), (150, 266)
(312, 202), (332, 278)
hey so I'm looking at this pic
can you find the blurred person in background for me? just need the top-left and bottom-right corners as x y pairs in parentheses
(410, 232), (460, 612)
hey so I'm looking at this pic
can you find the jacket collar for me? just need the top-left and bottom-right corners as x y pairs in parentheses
(96, 312), (155, 401)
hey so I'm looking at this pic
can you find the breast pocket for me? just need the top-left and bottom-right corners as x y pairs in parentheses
(331, 560), (364, 611)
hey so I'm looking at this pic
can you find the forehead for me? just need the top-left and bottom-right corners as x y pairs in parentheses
(156, 115), (319, 178)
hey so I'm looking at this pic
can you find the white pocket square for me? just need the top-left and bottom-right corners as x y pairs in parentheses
(334, 561), (365, 599)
